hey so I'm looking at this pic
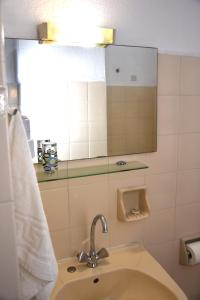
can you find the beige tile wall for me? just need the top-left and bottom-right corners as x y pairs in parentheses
(39, 53), (200, 300)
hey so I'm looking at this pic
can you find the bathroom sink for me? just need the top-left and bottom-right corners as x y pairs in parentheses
(55, 269), (178, 300)
(51, 245), (187, 300)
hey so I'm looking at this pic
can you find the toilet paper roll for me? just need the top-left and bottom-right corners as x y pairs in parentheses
(186, 241), (200, 265)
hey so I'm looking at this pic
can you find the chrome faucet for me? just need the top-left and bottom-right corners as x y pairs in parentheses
(77, 214), (109, 268)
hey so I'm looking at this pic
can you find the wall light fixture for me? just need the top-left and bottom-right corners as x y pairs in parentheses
(38, 22), (114, 47)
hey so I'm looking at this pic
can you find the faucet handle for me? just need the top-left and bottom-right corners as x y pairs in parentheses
(97, 247), (109, 259)
(77, 250), (89, 263)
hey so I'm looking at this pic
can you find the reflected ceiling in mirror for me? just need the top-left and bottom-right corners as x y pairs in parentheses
(5, 39), (157, 162)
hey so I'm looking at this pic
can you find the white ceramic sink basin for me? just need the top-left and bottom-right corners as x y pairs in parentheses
(55, 269), (178, 300)
(51, 245), (187, 300)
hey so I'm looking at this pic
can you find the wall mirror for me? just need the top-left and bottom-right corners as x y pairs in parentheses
(5, 39), (157, 162)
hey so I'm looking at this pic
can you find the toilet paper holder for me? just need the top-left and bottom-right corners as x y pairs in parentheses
(180, 236), (200, 265)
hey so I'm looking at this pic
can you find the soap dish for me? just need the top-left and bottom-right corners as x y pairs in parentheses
(117, 185), (150, 222)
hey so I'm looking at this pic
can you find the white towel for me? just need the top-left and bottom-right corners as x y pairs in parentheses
(9, 111), (58, 300)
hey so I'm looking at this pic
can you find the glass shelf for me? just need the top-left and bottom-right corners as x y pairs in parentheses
(35, 160), (148, 183)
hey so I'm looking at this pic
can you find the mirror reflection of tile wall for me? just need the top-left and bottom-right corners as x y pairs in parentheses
(5, 39), (107, 161)
(5, 39), (157, 161)
(107, 86), (157, 155)
(68, 81), (107, 160)
(106, 45), (157, 156)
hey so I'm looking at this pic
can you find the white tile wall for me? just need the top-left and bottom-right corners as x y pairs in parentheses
(176, 169), (200, 205)
(69, 142), (89, 160)
(178, 133), (200, 170)
(143, 208), (175, 245)
(69, 122), (89, 143)
(180, 56), (200, 95)
(89, 122), (107, 141)
(175, 203), (200, 238)
(57, 142), (70, 161)
(68, 175), (109, 227)
(88, 82), (107, 121)
(40, 187), (69, 231)
(180, 96), (200, 133)
(147, 134), (178, 174)
(89, 141), (107, 158)
(158, 96), (179, 135)
(68, 82), (87, 102)
(39, 53), (200, 300)
(145, 172), (176, 211)
(157, 54), (180, 96)
(146, 241), (175, 274)
(67, 81), (107, 160)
